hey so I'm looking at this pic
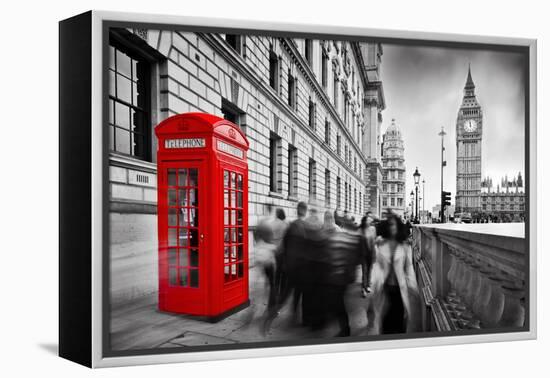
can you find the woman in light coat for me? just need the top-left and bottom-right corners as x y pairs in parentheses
(367, 214), (421, 334)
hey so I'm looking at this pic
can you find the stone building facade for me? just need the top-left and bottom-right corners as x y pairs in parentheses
(107, 28), (385, 304)
(380, 119), (406, 218)
(480, 174), (525, 222)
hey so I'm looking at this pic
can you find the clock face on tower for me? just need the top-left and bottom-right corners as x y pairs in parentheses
(463, 119), (478, 132)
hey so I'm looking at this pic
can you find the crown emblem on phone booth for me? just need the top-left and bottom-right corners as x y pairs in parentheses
(228, 128), (237, 139)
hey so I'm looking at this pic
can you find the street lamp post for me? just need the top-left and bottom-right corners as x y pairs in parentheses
(410, 190), (415, 221)
(422, 179), (425, 223)
(413, 167), (421, 224)
(439, 127), (447, 223)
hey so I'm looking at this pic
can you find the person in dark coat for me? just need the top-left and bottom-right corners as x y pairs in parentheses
(263, 201), (309, 331)
(317, 220), (368, 336)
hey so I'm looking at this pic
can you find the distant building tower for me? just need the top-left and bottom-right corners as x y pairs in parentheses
(481, 171), (525, 222)
(456, 65), (483, 215)
(381, 118), (406, 218)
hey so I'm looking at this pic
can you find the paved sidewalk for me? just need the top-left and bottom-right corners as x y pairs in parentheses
(110, 266), (371, 351)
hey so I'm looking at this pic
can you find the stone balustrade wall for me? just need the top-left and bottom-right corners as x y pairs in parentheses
(412, 223), (526, 332)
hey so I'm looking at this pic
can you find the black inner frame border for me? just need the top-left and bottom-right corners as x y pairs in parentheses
(101, 18), (531, 359)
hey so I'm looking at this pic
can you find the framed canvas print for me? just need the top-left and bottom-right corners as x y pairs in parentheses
(59, 10), (537, 368)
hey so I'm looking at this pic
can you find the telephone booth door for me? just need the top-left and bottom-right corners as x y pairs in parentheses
(158, 160), (207, 315)
(221, 165), (247, 287)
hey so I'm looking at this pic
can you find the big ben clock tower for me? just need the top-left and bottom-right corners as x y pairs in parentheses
(456, 65), (482, 214)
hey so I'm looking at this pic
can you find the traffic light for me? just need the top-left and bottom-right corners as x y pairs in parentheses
(441, 191), (451, 222)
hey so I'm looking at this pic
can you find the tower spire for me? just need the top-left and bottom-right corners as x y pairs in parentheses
(465, 63), (475, 89)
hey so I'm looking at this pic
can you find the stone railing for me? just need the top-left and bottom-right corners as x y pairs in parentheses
(412, 223), (526, 332)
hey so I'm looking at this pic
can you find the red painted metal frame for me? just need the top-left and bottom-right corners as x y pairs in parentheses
(155, 113), (249, 318)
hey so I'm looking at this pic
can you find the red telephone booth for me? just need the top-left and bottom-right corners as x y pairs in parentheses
(155, 113), (249, 320)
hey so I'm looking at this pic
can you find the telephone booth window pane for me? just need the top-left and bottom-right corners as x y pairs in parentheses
(168, 189), (176, 206)
(190, 269), (199, 288)
(237, 174), (243, 190)
(178, 189), (187, 207)
(190, 249), (199, 267)
(168, 228), (177, 246)
(179, 208), (189, 226)
(224, 210), (229, 224)
(168, 248), (177, 266)
(169, 267), (177, 286)
(178, 228), (188, 247)
(179, 269), (188, 287)
(190, 208), (198, 227)
(168, 169), (177, 186)
(179, 248), (188, 267)
(237, 245), (243, 260)
(224, 228), (230, 243)
(224, 190), (230, 207)
(231, 191), (236, 208)
(178, 169), (188, 186)
(237, 210), (243, 225)
(189, 228), (199, 247)
(231, 172), (236, 188)
(231, 210), (237, 225)
(224, 247), (230, 262)
(189, 188), (199, 206)
(231, 228), (237, 243)
(168, 208), (177, 226)
(231, 264), (237, 275)
(237, 229), (244, 244)
(237, 192), (243, 208)
(224, 170), (230, 188)
(189, 169), (198, 187)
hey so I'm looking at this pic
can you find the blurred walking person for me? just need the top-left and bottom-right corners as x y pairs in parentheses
(368, 213), (421, 334)
(359, 212), (377, 296)
(318, 217), (368, 337)
(263, 201), (309, 332)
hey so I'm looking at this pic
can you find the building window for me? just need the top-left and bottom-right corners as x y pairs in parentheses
(305, 39), (313, 65)
(309, 159), (317, 200)
(321, 51), (328, 88)
(333, 74), (339, 108)
(382, 197), (388, 207)
(225, 34), (242, 54)
(288, 145), (298, 197)
(325, 169), (331, 206)
(308, 99), (316, 130)
(269, 133), (281, 193)
(344, 97), (349, 127)
(108, 43), (151, 161)
(269, 49), (279, 93)
(390, 197), (395, 207)
(354, 188), (357, 213)
(337, 134), (342, 156)
(336, 176), (342, 209)
(344, 182), (348, 210)
(222, 99), (245, 131)
(288, 71), (297, 109)
(344, 145), (348, 165)
(324, 119), (331, 145)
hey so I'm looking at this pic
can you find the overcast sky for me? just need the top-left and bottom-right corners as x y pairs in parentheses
(379, 43), (526, 212)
